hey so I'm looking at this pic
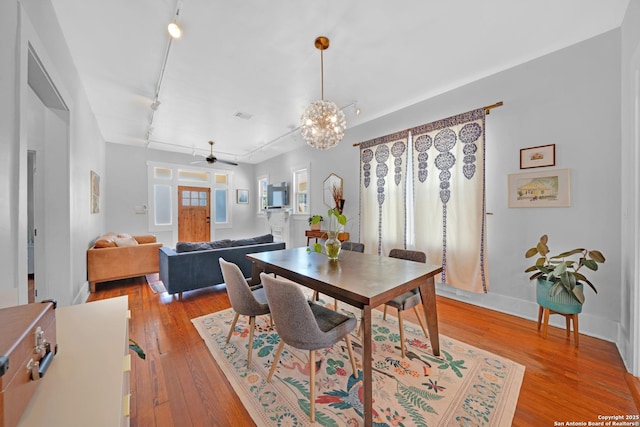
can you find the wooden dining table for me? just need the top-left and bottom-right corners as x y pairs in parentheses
(247, 246), (443, 426)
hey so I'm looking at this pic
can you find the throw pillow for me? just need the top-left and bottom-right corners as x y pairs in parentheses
(94, 238), (116, 248)
(114, 235), (139, 247)
(176, 242), (212, 253)
(134, 235), (157, 244)
(230, 234), (274, 247)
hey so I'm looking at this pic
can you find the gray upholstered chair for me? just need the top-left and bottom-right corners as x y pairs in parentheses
(261, 272), (358, 423)
(340, 241), (365, 253)
(312, 241), (365, 310)
(219, 258), (271, 367)
(383, 249), (430, 358)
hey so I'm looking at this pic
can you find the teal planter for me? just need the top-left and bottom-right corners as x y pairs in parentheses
(536, 278), (583, 314)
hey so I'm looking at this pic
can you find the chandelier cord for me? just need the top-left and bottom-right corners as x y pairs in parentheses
(320, 49), (324, 101)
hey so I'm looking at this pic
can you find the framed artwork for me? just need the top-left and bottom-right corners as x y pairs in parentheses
(90, 170), (100, 213)
(520, 144), (555, 169)
(508, 168), (570, 208)
(236, 189), (249, 204)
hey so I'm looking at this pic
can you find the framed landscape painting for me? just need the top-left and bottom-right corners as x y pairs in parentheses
(520, 144), (555, 169)
(508, 168), (570, 208)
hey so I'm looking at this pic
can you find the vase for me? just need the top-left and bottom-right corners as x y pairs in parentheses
(536, 278), (583, 314)
(324, 231), (341, 260)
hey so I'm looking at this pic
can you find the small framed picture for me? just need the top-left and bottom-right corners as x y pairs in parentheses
(236, 189), (249, 204)
(520, 144), (555, 169)
(508, 168), (570, 208)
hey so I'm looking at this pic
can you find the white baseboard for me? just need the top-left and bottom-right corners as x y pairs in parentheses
(435, 283), (620, 345)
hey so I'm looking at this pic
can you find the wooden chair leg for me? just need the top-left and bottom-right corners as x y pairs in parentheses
(226, 312), (240, 344)
(267, 340), (285, 382)
(309, 350), (316, 423)
(412, 306), (429, 339)
(397, 309), (406, 358)
(344, 334), (358, 376)
(247, 316), (256, 367)
(383, 305), (388, 320)
(312, 290), (319, 301)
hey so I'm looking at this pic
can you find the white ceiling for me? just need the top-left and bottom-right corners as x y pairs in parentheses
(50, 0), (629, 164)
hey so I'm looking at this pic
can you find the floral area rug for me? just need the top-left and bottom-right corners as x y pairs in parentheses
(191, 293), (524, 427)
(145, 273), (166, 293)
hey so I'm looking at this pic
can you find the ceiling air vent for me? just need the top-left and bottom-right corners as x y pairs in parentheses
(234, 111), (253, 120)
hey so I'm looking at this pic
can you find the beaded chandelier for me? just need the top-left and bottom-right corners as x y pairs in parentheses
(300, 36), (346, 150)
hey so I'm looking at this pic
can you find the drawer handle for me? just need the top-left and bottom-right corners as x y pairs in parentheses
(27, 347), (54, 381)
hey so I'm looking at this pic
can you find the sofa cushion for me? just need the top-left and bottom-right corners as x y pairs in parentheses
(209, 239), (233, 249)
(175, 239), (233, 253)
(230, 234), (274, 247)
(114, 235), (139, 247)
(134, 235), (157, 244)
(94, 237), (117, 248)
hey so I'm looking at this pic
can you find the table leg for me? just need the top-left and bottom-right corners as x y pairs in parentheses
(419, 276), (440, 357)
(249, 261), (261, 286)
(362, 304), (373, 426)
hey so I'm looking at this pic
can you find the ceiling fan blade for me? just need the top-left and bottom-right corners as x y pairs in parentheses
(216, 159), (239, 166)
(190, 160), (205, 164)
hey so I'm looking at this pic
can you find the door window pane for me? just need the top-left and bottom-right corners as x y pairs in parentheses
(215, 189), (227, 223)
(154, 184), (172, 225)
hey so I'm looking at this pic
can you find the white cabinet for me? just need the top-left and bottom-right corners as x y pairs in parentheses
(18, 296), (130, 426)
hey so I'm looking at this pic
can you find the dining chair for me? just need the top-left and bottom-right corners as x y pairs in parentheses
(383, 249), (430, 358)
(219, 257), (271, 367)
(260, 272), (358, 423)
(312, 241), (365, 310)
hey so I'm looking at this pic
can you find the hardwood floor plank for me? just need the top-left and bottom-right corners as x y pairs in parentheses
(88, 276), (637, 426)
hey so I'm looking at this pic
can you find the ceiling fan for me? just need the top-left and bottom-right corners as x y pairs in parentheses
(191, 140), (238, 166)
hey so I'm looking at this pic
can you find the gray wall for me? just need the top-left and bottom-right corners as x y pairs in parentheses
(105, 143), (263, 247)
(2, 0), (106, 306)
(259, 30), (623, 346)
(620, 0), (640, 375)
(1, 0), (637, 373)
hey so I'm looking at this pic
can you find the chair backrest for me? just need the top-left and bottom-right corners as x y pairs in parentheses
(388, 248), (426, 264)
(219, 258), (267, 316)
(260, 273), (329, 350)
(341, 241), (365, 253)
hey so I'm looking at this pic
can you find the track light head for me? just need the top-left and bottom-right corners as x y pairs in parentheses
(168, 22), (182, 38)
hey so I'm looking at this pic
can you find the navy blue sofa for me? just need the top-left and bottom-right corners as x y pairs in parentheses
(158, 234), (285, 296)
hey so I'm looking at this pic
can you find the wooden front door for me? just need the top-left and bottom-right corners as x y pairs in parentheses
(178, 186), (211, 242)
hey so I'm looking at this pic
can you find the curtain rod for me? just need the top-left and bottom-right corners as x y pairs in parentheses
(352, 101), (503, 147)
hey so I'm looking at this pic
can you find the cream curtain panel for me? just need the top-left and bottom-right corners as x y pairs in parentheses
(359, 131), (409, 256)
(410, 108), (488, 293)
(359, 108), (488, 293)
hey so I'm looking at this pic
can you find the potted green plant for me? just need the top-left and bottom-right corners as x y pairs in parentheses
(524, 234), (606, 313)
(309, 208), (347, 260)
(308, 215), (324, 230)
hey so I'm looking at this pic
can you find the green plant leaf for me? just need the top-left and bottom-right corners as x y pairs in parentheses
(572, 286), (585, 304)
(311, 243), (323, 253)
(589, 250), (606, 263)
(537, 241), (549, 256)
(525, 247), (538, 258)
(555, 248), (585, 258)
(582, 259), (598, 271)
(129, 338), (146, 360)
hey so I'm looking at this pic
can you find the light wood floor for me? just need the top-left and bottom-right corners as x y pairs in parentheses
(88, 277), (638, 426)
